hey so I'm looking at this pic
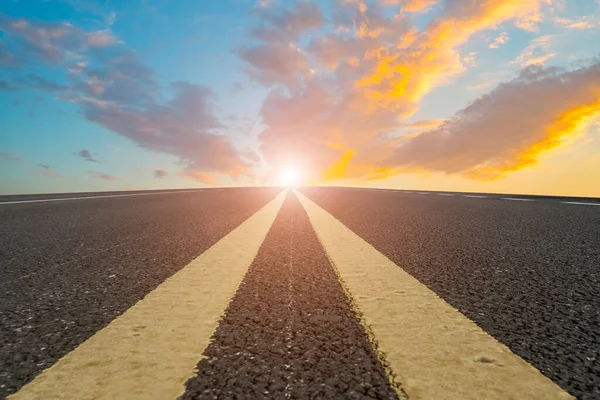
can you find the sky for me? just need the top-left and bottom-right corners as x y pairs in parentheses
(1, 0), (599, 196)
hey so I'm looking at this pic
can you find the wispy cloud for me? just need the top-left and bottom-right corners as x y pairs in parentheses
(555, 16), (600, 30)
(463, 52), (477, 68)
(399, 119), (446, 130)
(0, 39), (22, 67)
(382, 0), (438, 14)
(489, 32), (509, 49)
(522, 53), (558, 66)
(0, 151), (23, 162)
(89, 170), (118, 181)
(0, 17), (118, 64)
(466, 80), (496, 91)
(154, 169), (167, 179)
(510, 35), (556, 66)
(75, 149), (100, 163)
(34, 164), (61, 178)
(0, 81), (19, 91)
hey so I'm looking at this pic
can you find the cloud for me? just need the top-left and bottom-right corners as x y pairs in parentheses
(381, 0), (439, 13)
(86, 31), (118, 47)
(239, 1), (324, 87)
(521, 52), (558, 66)
(1, 16), (254, 183)
(489, 32), (509, 49)
(0, 17), (118, 65)
(0, 151), (23, 161)
(463, 51), (477, 68)
(0, 19), (84, 64)
(0, 81), (19, 91)
(511, 35), (555, 66)
(555, 16), (600, 30)
(85, 82), (255, 179)
(385, 62), (600, 180)
(515, 10), (542, 32)
(26, 74), (66, 91)
(6, 1), (579, 186)
(399, 119), (446, 129)
(466, 80), (496, 91)
(0, 39), (21, 67)
(34, 164), (61, 178)
(244, 0), (555, 183)
(1, 74), (67, 92)
(89, 170), (118, 181)
(154, 169), (167, 179)
(75, 149), (100, 162)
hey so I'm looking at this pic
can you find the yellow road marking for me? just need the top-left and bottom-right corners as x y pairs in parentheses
(10, 191), (286, 400)
(296, 191), (573, 400)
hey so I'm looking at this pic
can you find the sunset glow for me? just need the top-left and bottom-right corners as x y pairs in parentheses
(279, 166), (301, 187)
(1, 1), (599, 196)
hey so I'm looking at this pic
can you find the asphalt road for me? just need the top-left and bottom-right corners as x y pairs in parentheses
(1, 187), (598, 399)
(302, 187), (600, 400)
(0, 188), (279, 398)
(182, 193), (398, 399)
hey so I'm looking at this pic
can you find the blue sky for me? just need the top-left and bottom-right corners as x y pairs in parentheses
(1, 0), (600, 195)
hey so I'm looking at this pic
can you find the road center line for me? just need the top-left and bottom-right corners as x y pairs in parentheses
(0, 189), (208, 205)
(296, 191), (572, 400)
(561, 201), (600, 206)
(501, 197), (535, 202)
(462, 195), (488, 198)
(9, 191), (286, 400)
(436, 193), (455, 196)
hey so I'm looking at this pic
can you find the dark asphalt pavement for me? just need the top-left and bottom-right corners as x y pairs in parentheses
(1, 186), (599, 399)
(0, 188), (279, 398)
(182, 193), (399, 399)
(302, 187), (600, 400)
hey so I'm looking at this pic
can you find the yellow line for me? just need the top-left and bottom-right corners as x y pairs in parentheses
(10, 191), (286, 400)
(296, 191), (573, 400)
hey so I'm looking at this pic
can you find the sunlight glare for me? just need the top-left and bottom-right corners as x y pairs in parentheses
(280, 165), (300, 187)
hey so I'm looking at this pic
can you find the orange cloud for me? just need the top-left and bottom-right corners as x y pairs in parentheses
(399, 119), (446, 129)
(489, 31), (509, 48)
(381, 0), (439, 13)
(181, 170), (216, 185)
(554, 16), (600, 30)
(521, 52), (557, 66)
(386, 63), (600, 180)
(242, 0), (562, 185)
(510, 35), (555, 66)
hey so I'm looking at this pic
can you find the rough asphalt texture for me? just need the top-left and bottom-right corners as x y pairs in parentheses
(181, 192), (399, 400)
(0, 188), (278, 398)
(303, 187), (600, 400)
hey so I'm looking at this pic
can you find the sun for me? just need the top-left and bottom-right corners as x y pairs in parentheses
(279, 165), (301, 187)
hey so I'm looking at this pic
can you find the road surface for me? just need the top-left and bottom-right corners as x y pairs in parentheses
(0, 187), (598, 399)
